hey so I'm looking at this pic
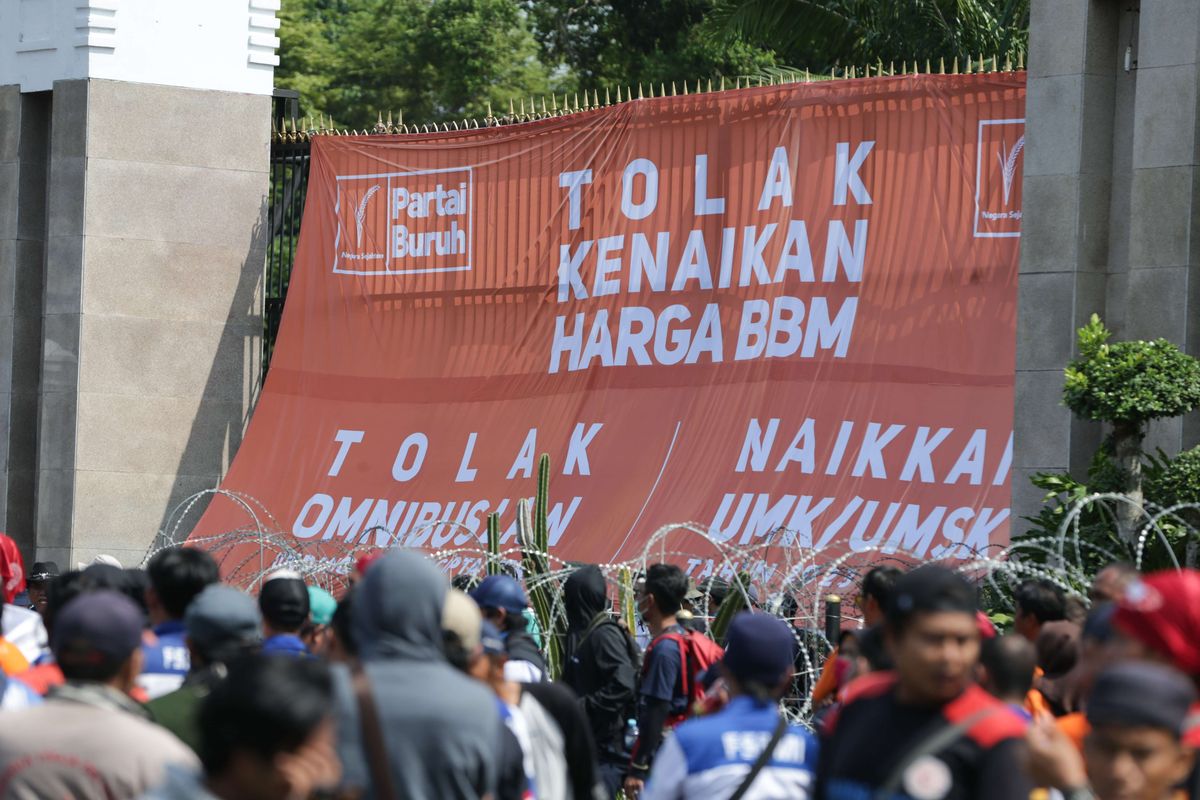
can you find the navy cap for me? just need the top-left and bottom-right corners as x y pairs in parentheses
(471, 575), (528, 613)
(186, 584), (262, 653)
(52, 590), (143, 669)
(480, 619), (506, 656)
(1088, 661), (1197, 736)
(722, 612), (795, 687)
(259, 575), (310, 630)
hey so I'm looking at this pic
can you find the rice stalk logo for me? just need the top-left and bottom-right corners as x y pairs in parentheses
(974, 118), (1024, 238)
(354, 185), (382, 247)
(996, 135), (1024, 207)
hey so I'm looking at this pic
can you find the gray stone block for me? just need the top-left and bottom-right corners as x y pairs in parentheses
(16, 159), (47, 241)
(40, 313), (80, 394)
(0, 318), (16, 397)
(1025, 76), (1084, 176)
(46, 157), (86, 237)
(1077, 173), (1112, 269)
(6, 466), (37, 555)
(1079, 75), (1116, 175)
(1029, 0), (1087, 78)
(1145, 415), (1184, 458)
(80, 237), (263, 331)
(75, 392), (246, 476)
(0, 161), (18, 240)
(1136, 0), (1200, 70)
(49, 80), (88, 161)
(1083, 0), (1121, 76)
(1103, 271), (1130, 337)
(0, 86), (19, 162)
(72, 470), (218, 559)
(1132, 65), (1199, 169)
(34, 467), (75, 552)
(86, 81), (271, 174)
(0, 241), (16, 313)
(1017, 272), (1078, 370)
(1126, 265), (1188, 343)
(43, 236), (84, 315)
(36, 391), (77, 472)
(1015, 369), (1073, 469)
(1019, 174), (1079, 272)
(77, 315), (256, 402)
(1128, 166), (1192, 268)
(1011, 467), (1053, 538)
(84, 160), (267, 249)
(12, 238), (43, 311)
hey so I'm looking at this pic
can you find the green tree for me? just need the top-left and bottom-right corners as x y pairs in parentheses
(1063, 315), (1200, 544)
(705, 0), (1029, 73)
(522, 0), (777, 88)
(277, 0), (556, 128)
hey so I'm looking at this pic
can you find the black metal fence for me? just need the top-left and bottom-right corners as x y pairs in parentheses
(264, 91), (311, 374)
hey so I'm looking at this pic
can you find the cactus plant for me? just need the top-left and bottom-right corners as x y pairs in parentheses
(485, 512), (501, 576)
(709, 571), (753, 643)
(519, 454), (564, 678)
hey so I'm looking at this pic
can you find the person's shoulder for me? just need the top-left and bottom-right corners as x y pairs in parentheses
(944, 685), (1028, 748)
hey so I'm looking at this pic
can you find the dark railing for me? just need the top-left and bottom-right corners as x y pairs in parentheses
(264, 90), (311, 375)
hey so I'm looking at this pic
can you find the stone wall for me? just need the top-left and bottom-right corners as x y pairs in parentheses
(0, 80), (267, 565)
(1015, 0), (1200, 530)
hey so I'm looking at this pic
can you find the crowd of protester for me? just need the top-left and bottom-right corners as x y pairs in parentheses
(0, 533), (1197, 800)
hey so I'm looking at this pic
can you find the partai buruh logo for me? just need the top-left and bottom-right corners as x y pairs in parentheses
(333, 167), (473, 275)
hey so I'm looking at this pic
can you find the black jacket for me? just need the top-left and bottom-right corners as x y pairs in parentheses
(562, 565), (638, 758)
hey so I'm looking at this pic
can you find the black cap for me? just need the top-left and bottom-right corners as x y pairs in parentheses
(1087, 661), (1197, 736)
(29, 561), (59, 582)
(259, 574), (310, 630)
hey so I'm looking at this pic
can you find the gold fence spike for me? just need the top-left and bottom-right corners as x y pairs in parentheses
(682, 81), (688, 95)
(804, 69), (810, 82)
(509, 98), (515, 116)
(530, 95), (536, 114)
(605, 87), (611, 105)
(758, 75), (764, 87)
(926, 59), (932, 74)
(978, 53), (984, 73)
(671, 81), (677, 96)
(1018, 49), (1025, 70)
(901, 61), (907, 75)
(992, 53), (998, 72)
(615, 86), (622, 103)
(966, 55), (972, 73)
(582, 92), (590, 109)
(1004, 54), (1012, 72)
(572, 92), (579, 110)
(865, 64), (871, 78)
(519, 97), (526, 115)
(889, 60), (895, 75)
(708, 78), (714, 92)
(659, 82), (666, 96)
(594, 89), (601, 107)
(952, 56), (959, 74)
(638, 83), (644, 99)
(939, 57), (945, 74)
(913, 61), (919, 75)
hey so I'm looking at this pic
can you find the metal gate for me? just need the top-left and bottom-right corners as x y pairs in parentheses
(264, 90), (311, 374)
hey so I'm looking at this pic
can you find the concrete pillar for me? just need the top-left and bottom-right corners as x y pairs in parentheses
(32, 80), (269, 567)
(1014, 0), (1122, 523)
(0, 86), (49, 561)
(0, 0), (278, 565)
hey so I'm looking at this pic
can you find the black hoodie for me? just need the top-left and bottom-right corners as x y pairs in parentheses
(562, 565), (638, 758)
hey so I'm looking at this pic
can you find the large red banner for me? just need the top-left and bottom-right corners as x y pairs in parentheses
(191, 75), (1025, 580)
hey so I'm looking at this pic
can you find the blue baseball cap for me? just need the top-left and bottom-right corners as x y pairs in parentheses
(480, 620), (506, 656)
(470, 575), (528, 613)
(722, 612), (796, 687)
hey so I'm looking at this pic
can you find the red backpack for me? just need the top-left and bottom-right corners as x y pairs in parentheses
(643, 627), (725, 727)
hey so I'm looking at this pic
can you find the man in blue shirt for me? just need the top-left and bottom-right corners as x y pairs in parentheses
(259, 571), (311, 657)
(643, 612), (818, 800)
(139, 547), (219, 699)
(626, 564), (691, 797)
